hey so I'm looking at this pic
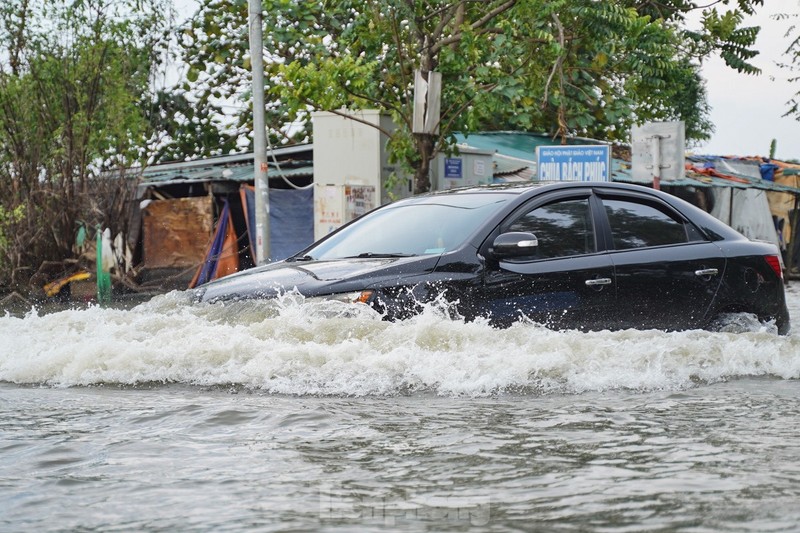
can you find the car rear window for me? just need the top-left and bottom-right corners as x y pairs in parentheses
(603, 199), (688, 249)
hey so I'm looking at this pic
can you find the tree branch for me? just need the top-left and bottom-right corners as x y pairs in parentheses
(431, 0), (517, 54)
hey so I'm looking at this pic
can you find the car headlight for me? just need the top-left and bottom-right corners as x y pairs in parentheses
(305, 290), (374, 305)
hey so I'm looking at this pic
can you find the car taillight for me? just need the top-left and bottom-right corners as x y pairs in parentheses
(765, 255), (783, 280)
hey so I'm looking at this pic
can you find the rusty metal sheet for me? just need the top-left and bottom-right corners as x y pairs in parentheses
(142, 196), (214, 269)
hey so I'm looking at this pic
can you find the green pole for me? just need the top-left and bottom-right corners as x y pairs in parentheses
(96, 226), (111, 303)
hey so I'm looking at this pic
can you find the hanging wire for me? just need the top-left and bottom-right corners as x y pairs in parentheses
(265, 126), (314, 190)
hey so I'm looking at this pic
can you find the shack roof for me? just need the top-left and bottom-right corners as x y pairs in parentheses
(138, 145), (314, 188)
(129, 134), (800, 195)
(453, 132), (800, 195)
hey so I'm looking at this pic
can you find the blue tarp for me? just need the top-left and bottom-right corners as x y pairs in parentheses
(193, 199), (233, 287)
(242, 186), (314, 261)
(760, 162), (779, 181)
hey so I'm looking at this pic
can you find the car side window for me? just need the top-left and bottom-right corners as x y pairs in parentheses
(506, 198), (595, 259)
(602, 199), (688, 249)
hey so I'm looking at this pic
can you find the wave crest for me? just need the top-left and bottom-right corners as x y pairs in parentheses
(1, 291), (797, 395)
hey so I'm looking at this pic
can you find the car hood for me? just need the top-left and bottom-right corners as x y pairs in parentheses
(195, 256), (432, 303)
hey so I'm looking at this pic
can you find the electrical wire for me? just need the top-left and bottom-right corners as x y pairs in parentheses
(265, 126), (314, 190)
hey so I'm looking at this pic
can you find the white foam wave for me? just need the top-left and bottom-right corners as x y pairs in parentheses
(1, 290), (798, 396)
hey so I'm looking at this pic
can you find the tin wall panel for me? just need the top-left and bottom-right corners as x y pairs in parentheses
(143, 197), (213, 268)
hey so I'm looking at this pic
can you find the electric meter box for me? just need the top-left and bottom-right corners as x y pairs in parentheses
(432, 146), (494, 191)
(312, 111), (496, 240)
(312, 110), (413, 240)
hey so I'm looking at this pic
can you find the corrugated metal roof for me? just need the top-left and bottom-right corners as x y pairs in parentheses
(142, 163), (313, 187)
(454, 132), (603, 163)
(684, 156), (800, 193)
(139, 146), (314, 187)
(455, 133), (800, 194)
(134, 137), (800, 194)
(492, 153), (535, 176)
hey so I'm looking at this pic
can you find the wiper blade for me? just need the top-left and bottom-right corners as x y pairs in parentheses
(348, 252), (416, 258)
(288, 254), (314, 262)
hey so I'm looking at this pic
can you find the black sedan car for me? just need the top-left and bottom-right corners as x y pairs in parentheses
(195, 182), (791, 334)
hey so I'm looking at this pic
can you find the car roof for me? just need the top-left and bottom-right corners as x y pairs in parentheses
(405, 181), (742, 241)
(418, 180), (658, 198)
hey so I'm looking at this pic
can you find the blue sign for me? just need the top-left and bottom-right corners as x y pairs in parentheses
(536, 145), (611, 182)
(444, 158), (463, 179)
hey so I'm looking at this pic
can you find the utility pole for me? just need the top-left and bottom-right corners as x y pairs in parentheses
(248, 0), (270, 264)
(650, 135), (662, 191)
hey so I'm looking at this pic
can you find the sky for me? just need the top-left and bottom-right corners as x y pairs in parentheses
(694, 2), (800, 159)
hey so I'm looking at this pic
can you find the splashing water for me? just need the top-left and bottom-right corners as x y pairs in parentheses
(1, 285), (798, 396)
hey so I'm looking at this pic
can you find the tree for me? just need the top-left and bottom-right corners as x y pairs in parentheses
(629, 0), (763, 73)
(0, 0), (173, 285)
(778, 9), (800, 121)
(181, 0), (766, 194)
(144, 88), (240, 164)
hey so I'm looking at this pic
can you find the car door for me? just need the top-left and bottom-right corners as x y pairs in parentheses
(479, 191), (616, 330)
(594, 190), (726, 330)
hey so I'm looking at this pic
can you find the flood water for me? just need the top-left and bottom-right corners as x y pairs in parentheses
(1, 284), (799, 531)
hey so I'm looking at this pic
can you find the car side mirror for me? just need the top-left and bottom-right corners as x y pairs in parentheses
(491, 232), (539, 258)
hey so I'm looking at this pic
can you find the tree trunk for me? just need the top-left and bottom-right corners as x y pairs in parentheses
(413, 133), (435, 194)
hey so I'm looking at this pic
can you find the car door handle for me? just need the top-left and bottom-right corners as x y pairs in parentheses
(694, 268), (719, 277)
(585, 278), (612, 286)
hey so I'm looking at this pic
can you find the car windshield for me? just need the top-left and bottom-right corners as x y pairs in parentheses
(301, 193), (513, 260)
